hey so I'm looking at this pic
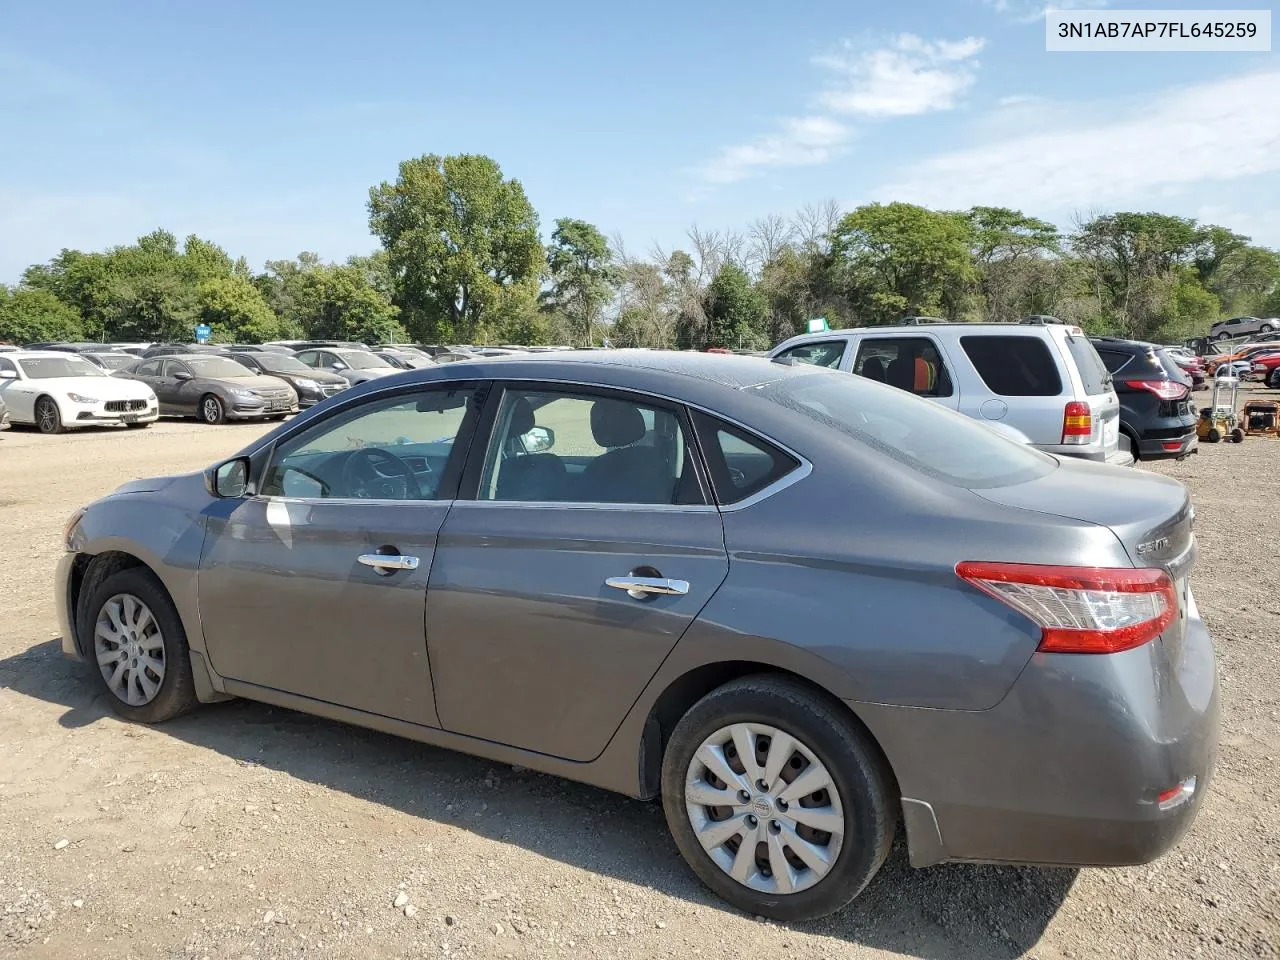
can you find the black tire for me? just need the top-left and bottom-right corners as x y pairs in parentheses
(80, 566), (198, 723)
(1268, 369), (1280, 390)
(1121, 431), (1139, 462)
(1215, 332), (1230, 341)
(1231, 427), (1245, 443)
(200, 394), (226, 425)
(35, 396), (64, 434)
(1262, 324), (1275, 334)
(1207, 427), (1221, 443)
(661, 675), (895, 921)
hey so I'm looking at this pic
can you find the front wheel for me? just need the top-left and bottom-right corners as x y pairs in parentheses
(81, 566), (198, 723)
(35, 396), (63, 434)
(1216, 332), (1230, 341)
(1268, 370), (1280, 390)
(1231, 427), (1245, 443)
(200, 394), (226, 425)
(661, 675), (895, 921)
(1207, 427), (1221, 443)
(1261, 324), (1275, 334)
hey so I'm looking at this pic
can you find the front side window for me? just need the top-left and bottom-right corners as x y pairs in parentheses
(261, 387), (476, 500)
(753, 370), (1055, 488)
(960, 336), (1063, 396)
(16, 356), (106, 379)
(776, 341), (846, 369)
(478, 388), (701, 505)
(296, 351), (319, 367)
(853, 337), (953, 398)
(134, 360), (161, 377)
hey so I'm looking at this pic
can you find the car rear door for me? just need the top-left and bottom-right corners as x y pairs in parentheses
(423, 382), (729, 762)
(954, 333), (1069, 443)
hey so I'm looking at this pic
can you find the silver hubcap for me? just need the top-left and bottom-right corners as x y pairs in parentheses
(94, 594), (165, 706)
(685, 723), (844, 895)
(203, 398), (219, 421)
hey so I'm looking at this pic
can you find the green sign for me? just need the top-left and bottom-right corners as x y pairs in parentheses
(806, 317), (829, 334)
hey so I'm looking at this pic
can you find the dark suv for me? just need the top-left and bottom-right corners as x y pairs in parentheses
(1091, 337), (1197, 461)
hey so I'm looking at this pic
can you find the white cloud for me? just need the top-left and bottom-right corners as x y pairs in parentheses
(881, 69), (1280, 221)
(984, 0), (1109, 24)
(698, 34), (983, 185)
(997, 93), (1040, 106)
(814, 35), (985, 118)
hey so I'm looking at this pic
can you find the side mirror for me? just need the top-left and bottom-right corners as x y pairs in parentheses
(0, 369), (16, 379)
(209, 457), (249, 498)
(330, 362), (347, 372)
(522, 425), (555, 454)
(173, 370), (193, 381)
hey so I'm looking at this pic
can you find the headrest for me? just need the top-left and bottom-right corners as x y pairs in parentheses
(509, 397), (535, 436)
(590, 399), (646, 448)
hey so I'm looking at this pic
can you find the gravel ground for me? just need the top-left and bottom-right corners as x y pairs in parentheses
(0, 414), (1277, 960)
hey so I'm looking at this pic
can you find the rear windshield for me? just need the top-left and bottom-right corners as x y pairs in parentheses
(1064, 335), (1112, 395)
(751, 371), (1056, 488)
(960, 336), (1063, 396)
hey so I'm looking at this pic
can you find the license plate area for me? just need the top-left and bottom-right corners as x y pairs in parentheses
(121, 413), (138, 423)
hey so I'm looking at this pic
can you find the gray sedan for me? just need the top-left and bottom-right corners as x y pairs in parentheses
(126, 354), (298, 424)
(56, 352), (1217, 920)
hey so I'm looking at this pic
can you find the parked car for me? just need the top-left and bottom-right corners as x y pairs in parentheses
(1090, 339), (1198, 461)
(1246, 352), (1280, 388)
(82, 352), (143, 374)
(1210, 316), (1278, 340)
(56, 352), (1216, 920)
(294, 347), (399, 386)
(1161, 348), (1206, 390)
(1205, 342), (1280, 375)
(125, 354), (297, 424)
(141, 342), (227, 359)
(225, 350), (348, 406)
(0, 344), (19, 353)
(769, 322), (1132, 466)
(0, 351), (158, 433)
(0, 392), (8, 429)
(375, 349), (433, 370)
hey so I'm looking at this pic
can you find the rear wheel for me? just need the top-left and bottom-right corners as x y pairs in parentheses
(1262, 323), (1275, 334)
(81, 566), (198, 723)
(1268, 370), (1280, 390)
(35, 396), (63, 434)
(1231, 427), (1245, 443)
(662, 675), (895, 921)
(1216, 332), (1230, 341)
(200, 394), (226, 425)
(1207, 427), (1221, 443)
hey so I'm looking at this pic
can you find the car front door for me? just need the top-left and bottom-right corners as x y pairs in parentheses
(162, 359), (203, 415)
(130, 359), (173, 413)
(850, 335), (961, 411)
(424, 383), (730, 762)
(197, 383), (482, 726)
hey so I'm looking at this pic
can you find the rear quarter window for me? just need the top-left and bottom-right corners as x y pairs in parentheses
(1064, 335), (1112, 396)
(960, 336), (1063, 396)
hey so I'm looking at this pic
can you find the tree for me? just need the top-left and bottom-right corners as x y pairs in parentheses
(706, 263), (767, 349)
(832, 203), (974, 323)
(367, 154), (544, 343)
(0, 287), (85, 344)
(293, 264), (406, 344)
(195, 275), (290, 343)
(545, 218), (619, 347)
(966, 206), (1062, 322)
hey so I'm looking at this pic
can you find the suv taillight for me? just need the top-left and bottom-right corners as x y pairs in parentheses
(1061, 401), (1093, 444)
(1124, 379), (1189, 401)
(956, 562), (1176, 654)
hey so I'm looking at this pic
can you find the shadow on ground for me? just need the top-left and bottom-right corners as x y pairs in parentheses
(3, 639), (1076, 959)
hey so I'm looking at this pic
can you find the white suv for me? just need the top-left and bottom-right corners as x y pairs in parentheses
(769, 323), (1133, 466)
(1210, 316), (1279, 340)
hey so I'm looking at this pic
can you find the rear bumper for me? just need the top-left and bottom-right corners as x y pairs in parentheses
(1137, 430), (1198, 460)
(855, 590), (1219, 868)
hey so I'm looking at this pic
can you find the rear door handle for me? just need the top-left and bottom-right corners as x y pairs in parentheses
(605, 576), (690, 598)
(358, 553), (420, 571)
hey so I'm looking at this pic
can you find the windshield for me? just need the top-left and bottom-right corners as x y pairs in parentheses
(17, 356), (107, 379)
(337, 350), (392, 370)
(187, 357), (254, 378)
(89, 354), (136, 371)
(752, 370), (1057, 488)
(256, 355), (312, 375)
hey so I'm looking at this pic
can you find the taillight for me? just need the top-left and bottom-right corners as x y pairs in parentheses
(1061, 401), (1093, 444)
(955, 561), (1176, 654)
(1123, 379), (1189, 401)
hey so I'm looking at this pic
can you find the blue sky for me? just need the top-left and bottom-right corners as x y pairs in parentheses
(1, 0), (1277, 281)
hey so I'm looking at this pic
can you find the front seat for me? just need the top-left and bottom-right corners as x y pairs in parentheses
(494, 398), (566, 501)
(578, 399), (673, 504)
(885, 355), (916, 392)
(862, 356), (888, 383)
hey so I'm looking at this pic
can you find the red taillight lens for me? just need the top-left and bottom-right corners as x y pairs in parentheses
(956, 562), (1177, 654)
(1061, 401), (1093, 444)
(1123, 379), (1189, 401)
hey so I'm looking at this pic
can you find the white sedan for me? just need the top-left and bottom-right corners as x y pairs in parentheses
(0, 351), (159, 433)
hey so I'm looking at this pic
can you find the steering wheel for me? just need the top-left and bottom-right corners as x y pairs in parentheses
(340, 448), (424, 500)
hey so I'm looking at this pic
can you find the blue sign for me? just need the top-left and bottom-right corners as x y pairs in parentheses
(194, 323), (212, 344)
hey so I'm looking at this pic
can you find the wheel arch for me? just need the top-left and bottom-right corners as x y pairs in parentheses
(69, 550), (149, 657)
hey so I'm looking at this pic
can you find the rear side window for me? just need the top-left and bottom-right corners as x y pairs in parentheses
(1064, 336), (1112, 395)
(776, 341), (845, 369)
(692, 412), (799, 505)
(960, 336), (1063, 396)
(1094, 348), (1131, 374)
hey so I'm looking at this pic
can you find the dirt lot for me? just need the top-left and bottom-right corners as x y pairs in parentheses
(1, 416), (1277, 960)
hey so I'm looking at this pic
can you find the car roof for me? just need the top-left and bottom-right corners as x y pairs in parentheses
(5, 350), (96, 360)
(777, 322), (1081, 344)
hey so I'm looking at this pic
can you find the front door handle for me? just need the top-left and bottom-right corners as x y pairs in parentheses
(358, 553), (420, 572)
(605, 576), (690, 599)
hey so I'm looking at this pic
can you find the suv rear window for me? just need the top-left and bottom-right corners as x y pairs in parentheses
(1064, 335), (1112, 395)
(959, 336), (1062, 396)
(752, 370), (1056, 489)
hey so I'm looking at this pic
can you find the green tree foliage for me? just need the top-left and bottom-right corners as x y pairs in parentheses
(0, 287), (85, 344)
(831, 203), (974, 323)
(967, 207), (1062, 322)
(367, 154), (544, 343)
(196, 275), (289, 343)
(293, 263), (406, 345)
(706, 263), (767, 349)
(545, 218), (619, 347)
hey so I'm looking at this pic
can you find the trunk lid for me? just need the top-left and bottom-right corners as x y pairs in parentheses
(973, 457), (1195, 660)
